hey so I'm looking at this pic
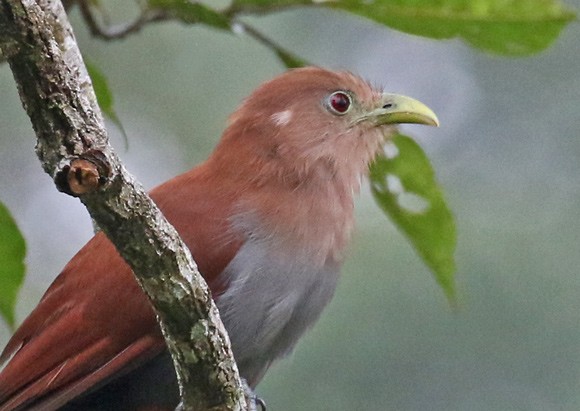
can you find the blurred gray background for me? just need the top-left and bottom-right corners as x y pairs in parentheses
(1, 2), (580, 410)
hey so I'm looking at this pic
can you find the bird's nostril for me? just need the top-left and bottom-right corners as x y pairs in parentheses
(383, 103), (393, 109)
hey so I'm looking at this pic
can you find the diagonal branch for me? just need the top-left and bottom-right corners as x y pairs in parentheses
(0, 0), (248, 410)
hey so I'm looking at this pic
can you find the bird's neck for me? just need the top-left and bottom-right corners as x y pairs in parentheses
(258, 170), (356, 264)
(205, 154), (360, 266)
(204, 123), (388, 265)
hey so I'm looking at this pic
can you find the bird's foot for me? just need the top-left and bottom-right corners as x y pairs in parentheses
(255, 397), (267, 411)
(242, 379), (266, 411)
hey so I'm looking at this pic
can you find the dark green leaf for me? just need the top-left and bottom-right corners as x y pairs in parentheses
(86, 60), (128, 148)
(369, 133), (456, 303)
(148, 0), (231, 29)
(0, 201), (26, 329)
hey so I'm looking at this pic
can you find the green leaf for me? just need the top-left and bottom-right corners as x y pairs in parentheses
(369, 133), (456, 303)
(231, 0), (576, 56)
(334, 0), (575, 56)
(0, 201), (26, 329)
(85, 60), (128, 148)
(148, 0), (231, 29)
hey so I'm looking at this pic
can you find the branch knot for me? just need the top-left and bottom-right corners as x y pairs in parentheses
(55, 150), (111, 196)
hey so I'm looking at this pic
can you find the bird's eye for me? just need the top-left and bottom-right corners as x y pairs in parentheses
(327, 91), (352, 115)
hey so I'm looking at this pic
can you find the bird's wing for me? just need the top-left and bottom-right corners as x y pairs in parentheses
(0, 166), (243, 410)
(2, 334), (164, 411)
(0, 234), (166, 411)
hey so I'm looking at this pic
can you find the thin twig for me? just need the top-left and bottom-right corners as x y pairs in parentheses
(78, 0), (168, 40)
(76, 0), (306, 69)
(234, 21), (307, 68)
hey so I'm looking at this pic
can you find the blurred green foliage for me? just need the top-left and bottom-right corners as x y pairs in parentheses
(0, 201), (25, 329)
(86, 59), (127, 145)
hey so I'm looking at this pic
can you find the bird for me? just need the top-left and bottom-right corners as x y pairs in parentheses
(0, 67), (438, 410)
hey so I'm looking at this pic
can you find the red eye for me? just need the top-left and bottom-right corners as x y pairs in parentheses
(328, 91), (352, 115)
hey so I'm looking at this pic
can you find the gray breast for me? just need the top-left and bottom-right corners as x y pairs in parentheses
(215, 238), (341, 386)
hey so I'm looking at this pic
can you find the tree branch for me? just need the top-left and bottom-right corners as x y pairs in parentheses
(0, 1), (248, 409)
(75, 0), (305, 69)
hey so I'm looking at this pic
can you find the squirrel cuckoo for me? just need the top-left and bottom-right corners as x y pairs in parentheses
(0, 67), (438, 410)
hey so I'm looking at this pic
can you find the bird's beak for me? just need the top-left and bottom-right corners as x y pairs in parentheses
(370, 93), (439, 127)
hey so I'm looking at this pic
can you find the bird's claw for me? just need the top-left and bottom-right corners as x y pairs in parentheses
(254, 396), (267, 411)
(241, 378), (266, 411)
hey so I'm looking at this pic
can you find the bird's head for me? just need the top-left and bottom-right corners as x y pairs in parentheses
(211, 67), (438, 190)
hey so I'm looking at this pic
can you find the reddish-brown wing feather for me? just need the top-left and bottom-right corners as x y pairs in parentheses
(0, 163), (243, 410)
